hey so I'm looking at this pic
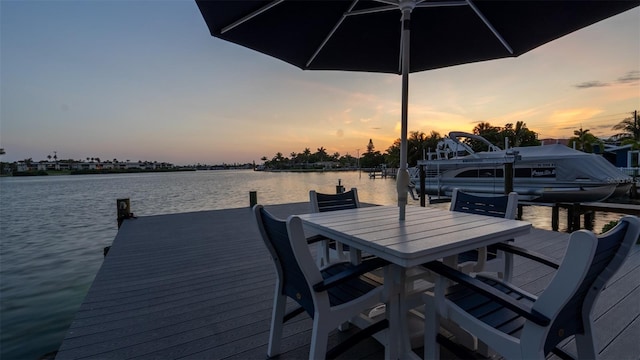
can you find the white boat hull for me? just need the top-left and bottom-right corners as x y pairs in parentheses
(413, 178), (618, 203)
(410, 132), (633, 203)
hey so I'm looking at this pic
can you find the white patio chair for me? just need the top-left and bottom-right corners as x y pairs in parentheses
(447, 189), (518, 279)
(253, 204), (389, 359)
(308, 188), (360, 267)
(422, 215), (640, 360)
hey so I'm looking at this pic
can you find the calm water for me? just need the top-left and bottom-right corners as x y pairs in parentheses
(0, 170), (630, 359)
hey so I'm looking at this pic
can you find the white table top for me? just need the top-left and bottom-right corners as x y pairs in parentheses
(298, 205), (532, 268)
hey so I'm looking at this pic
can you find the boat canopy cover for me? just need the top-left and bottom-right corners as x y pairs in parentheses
(471, 144), (630, 183)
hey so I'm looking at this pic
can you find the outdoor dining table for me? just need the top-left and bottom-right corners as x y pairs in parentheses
(298, 205), (532, 359)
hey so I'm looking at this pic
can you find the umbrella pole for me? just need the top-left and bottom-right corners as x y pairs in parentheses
(396, 4), (412, 221)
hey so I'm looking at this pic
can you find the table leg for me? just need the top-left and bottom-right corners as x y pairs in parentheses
(349, 248), (362, 264)
(397, 266), (417, 359)
(383, 265), (400, 359)
(384, 264), (421, 359)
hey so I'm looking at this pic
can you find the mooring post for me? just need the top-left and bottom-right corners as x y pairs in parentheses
(504, 150), (518, 195)
(504, 162), (514, 194)
(336, 179), (345, 194)
(249, 191), (257, 208)
(419, 165), (426, 207)
(110, 198), (133, 256)
(584, 210), (594, 231)
(552, 204), (559, 231)
(117, 198), (131, 229)
(566, 203), (582, 232)
(517, 204), (524, 220)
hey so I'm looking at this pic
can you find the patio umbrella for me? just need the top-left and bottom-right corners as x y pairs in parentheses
(196, 0), (638, 220)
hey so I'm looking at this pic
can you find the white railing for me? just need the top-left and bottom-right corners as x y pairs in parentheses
(619, 167), (640, 177)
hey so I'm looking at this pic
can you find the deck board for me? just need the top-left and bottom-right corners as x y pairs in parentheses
(55, 203), (640, 359)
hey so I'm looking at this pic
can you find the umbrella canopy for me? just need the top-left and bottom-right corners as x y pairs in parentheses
(196, 0), (638, 219)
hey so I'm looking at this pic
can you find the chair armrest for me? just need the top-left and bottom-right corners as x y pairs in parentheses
(493, 243), (560, 269)
(306, 234), (330, 244)
(424, 261), (550, 326)
(313, 257), (390, 292)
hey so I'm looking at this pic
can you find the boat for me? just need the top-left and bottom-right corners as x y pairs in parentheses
(409, 131), (633, 203)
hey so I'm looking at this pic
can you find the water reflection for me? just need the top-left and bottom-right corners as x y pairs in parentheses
(0, 170), (634, 359)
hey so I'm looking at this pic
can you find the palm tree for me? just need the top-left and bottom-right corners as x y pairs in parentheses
(316, 147), (327, 162)
(272, 152), (286, 169)
(260, 156), (269, 169)
(512, 121), (526, 147)
(425, 131), (443, 155)
(570, 126), (600, 152)
(472, 122), (501, 151)
(573, 126), (590, 151)
(611, 111), (639, 142)
(473, 122), (498, 135)
(407, 131), (426, 164)
(502, 121), (538, 147)
(303, 148), (311, 167)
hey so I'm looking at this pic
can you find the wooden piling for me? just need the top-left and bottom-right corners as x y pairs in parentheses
(249, 191), (257, 207)
(117, 198), (131, 229)
(552, 204), (559, 231)
(517, 204), (524, 220)
(584, 210), (595, 231)
(419, 165), (426, 207)
(504, 162), (514, 194)
(567, 203), (582, 232)
(336, 179), (345, 194)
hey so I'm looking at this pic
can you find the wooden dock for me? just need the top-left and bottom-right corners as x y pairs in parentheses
(368, 168), (397, 179)
(55, 203), (640, 359)
(519, 201), (640, 232)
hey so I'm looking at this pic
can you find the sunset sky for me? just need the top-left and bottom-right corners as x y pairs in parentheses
(1, 1), (638, 165)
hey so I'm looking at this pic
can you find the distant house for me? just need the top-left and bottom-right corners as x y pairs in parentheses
(602, 144), (638, 168)
(57, 162), (71, 171)
(12, 159), (176, 173)
(316, 161), (340, 169)
(16, 162), (29, 172)
(539, 138), (569, 146)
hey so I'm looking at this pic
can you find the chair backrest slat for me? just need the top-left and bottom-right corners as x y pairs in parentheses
(311, 188), (359, 213)
(450, 189), (517, 219)
(256, 206), (316, 317)
(451, 191), (509, 218)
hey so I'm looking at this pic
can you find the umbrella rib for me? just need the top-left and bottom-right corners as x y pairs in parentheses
(466, 0), (513, 54)
(414, 1), (513, 54)
(221, 0), (285, 34)
(398, 20), (403, 73)
(306, 1), (397, 68)
(346, 4), (398, 16)
(415, 1), (467, 8)
(375, 0), (398, 6)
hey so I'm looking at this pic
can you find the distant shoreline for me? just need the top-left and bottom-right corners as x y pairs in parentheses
(260, 168), (361, 173)
(4, 167), (388, 177)
(9, 168), (197, 176)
